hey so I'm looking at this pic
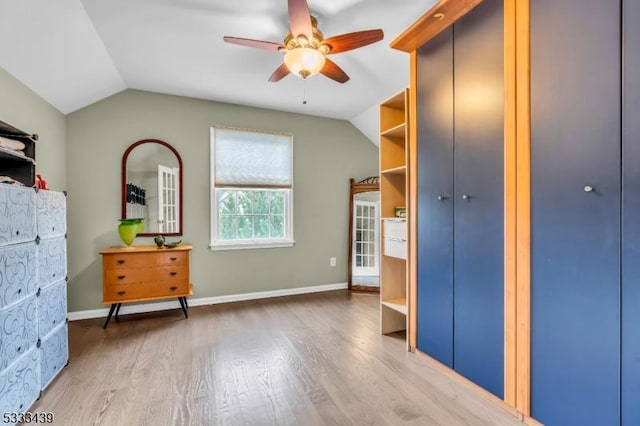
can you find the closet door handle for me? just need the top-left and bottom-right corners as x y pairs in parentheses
(584, 185), (594, 193)
(437, 195), (448, 201)
(462, 194), (471, 200)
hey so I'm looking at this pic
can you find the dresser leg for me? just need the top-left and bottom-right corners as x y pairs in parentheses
(178, 297), (189, 318)
(114, 303), (122, 320)
(183, 297), (189, 309)
(103, 304), (117, 329)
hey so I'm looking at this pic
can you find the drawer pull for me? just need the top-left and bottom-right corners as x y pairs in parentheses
(118, 291), (126, 296)
(170, 257), (177, 261)
(170, 272), (177, 276)
(170, 286), (178, 291)
(118, 275), (126, 280)
(116, 259), (125, 265)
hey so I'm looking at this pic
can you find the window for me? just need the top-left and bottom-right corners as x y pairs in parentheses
(210, 126), (294, 250)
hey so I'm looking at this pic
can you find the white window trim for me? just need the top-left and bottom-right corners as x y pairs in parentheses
(209, 126), (295, 251)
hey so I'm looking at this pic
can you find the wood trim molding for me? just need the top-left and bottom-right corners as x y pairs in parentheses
(515, 0), (531, 416)
(394, 0), (533, 418)
(408, 55), (418, 350)
(391, 0), (485, 52)
(503, 0), (518, 409)
(414, 349), (520, 419)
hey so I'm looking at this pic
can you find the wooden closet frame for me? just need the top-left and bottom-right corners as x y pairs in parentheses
(392, 0), (535, 423)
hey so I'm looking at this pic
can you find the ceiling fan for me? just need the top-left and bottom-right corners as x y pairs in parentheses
(223, 0), (384, 83)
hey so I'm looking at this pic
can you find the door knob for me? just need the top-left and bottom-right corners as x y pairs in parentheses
(437, 195), (448, 201)
(584, 185), (594, 193)
(462, 194), (471, 200)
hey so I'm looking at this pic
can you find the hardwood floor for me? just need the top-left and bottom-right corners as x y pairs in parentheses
(32, 291), (523, 425)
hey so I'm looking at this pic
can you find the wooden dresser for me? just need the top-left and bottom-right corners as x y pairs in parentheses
(100, 244), (193, 328)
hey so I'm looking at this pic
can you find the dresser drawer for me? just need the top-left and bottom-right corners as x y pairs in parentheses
(40, 323), (68, 390)
(0, 242), (37, 309)
(37, 236), (67, 288)
(36, 190), (66, 239)
(0, 185), (36, 245)
(102, 251), (188, 270)
(104, 280), (190, 302)
(0, 347), (40, 417)
(37, 279), (67, 339)
(104, 265), (188, 285)
(384, 237), (407, 260)
(0, 295), (38, 371)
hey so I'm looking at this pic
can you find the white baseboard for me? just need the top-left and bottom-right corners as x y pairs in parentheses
(68, 282), (348, 321)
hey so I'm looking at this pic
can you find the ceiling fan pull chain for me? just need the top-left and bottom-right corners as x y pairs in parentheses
(302, 80), (307, 105)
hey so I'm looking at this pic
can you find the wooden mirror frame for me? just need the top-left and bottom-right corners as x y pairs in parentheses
(348, 176), (380, 292)
(121, 139), (183, 237)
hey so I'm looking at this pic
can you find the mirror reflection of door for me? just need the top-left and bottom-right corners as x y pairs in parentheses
(352, 193), (380, 288)
(158, 165), (180, 233)
(125, 142), (180, 234)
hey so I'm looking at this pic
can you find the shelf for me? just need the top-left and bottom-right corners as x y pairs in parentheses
(380, 122), (406, 139)
(0, 145), (35, 164)
(0, 119), (37, 187)
(382, 298), (408, 315)
(381, 165), (406, 175)
(381, 91), (406, 110)
(379, 88), (409, 338)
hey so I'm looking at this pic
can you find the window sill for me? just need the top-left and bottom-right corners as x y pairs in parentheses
(209, 240), (295, 251)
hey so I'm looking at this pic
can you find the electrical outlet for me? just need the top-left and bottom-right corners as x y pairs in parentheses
(330, 257), (337, 267)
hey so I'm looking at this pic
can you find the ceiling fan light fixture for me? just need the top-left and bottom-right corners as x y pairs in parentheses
(284, 47), (326, 79)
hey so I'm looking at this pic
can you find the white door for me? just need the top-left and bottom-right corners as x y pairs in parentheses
(352, 200), (379, 276)
(158, 165), (179, 233)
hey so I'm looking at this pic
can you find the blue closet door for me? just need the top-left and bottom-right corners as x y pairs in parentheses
(530, 1), (621, 425)
(452, 0), (504, 399)
(416, 27), (454, 367)
(623, 0), (640, 424)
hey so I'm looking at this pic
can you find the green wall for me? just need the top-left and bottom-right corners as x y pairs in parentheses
(66, 89), (378, 311)
(0, 67), (66, 189)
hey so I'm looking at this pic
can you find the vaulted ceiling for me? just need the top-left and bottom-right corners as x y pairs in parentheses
(0, 0), (435, 142)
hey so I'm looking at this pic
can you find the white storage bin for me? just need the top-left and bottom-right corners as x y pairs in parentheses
(384, 237), (407, 260)
(383, 219), (407, 240)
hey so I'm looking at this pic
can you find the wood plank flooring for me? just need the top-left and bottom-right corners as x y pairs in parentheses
(31, 291), (523, 425)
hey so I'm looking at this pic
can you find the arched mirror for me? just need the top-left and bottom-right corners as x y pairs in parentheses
(121, 139), (183, 236)
(348, 177), (380, 292)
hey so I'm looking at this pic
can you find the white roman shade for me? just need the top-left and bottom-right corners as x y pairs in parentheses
(213, 127), (293, 187)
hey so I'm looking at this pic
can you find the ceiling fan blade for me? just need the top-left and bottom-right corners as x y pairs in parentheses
(288, 0), (313, 40)
(320, 58), (350, 83)
(322, 29), (384, 54)
(268, 63), (291, 82)
(223, 36), (284, 51)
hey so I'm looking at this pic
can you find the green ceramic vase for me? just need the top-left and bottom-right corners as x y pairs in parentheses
(118, 219), (139, 246)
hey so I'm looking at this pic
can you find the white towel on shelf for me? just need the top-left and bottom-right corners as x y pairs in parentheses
(0, 135), (26, 151)
(0, 176), (24, 186)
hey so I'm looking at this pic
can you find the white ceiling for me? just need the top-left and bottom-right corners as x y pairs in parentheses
(0, 0), (436, 141)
